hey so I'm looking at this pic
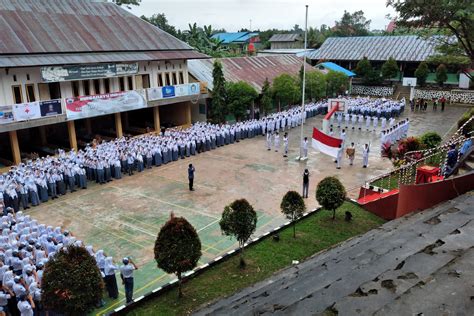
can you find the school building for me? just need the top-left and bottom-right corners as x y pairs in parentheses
(0, 0), (208, 166)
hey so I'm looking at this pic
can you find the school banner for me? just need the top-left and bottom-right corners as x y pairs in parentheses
(65, 90), (146, 120)
(0, 106), (14, 124)
(12, 102), (42, 121)
(40, 99), (62, 117)
(162, 86), (175, 98)
(147, 83), (200, 101)
(41, 63), (138, 82)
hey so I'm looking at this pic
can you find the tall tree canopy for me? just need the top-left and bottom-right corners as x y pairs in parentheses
(210, 60), (227, 123)
(112, 0), (141, 7)
(333, 10), (371, 37)
(260, 78), (273, 115)
(388, 0), (474, 79)
(141, 13), (181, 39)
(226, 81), (258, 121)
(272, 74), (301, 110)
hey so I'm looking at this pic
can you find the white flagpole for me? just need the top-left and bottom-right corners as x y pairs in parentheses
(297, 5), (309, 161)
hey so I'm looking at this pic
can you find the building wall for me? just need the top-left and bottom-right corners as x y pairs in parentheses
(270, 42), (303, 49)
(0, 60), (189, 105)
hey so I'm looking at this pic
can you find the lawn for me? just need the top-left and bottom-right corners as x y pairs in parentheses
(125, 202), (385, 316)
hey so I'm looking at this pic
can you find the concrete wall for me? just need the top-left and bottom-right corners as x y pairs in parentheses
(414, 89), (474, 104)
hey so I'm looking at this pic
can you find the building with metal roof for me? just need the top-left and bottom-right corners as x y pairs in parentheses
(315, 62), (356, 77)
(188, 55), (309, 93)
(268, 33), (304, 50)
(0, 0), (208, 165)
(211, 32), (259, 44)
(304, 35), (442, 78)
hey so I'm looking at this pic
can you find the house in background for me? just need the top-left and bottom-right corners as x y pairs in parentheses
(211, 32), (261, 54)
(269, 34), (303, 49)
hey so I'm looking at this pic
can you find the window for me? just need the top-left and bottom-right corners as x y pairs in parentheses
(119, 77), (125, 91)
(93, 79), (101, 95)
(48, 82), (61, 99)
(179, 72), (184, 84)
(12, 85), (23, 104)
(13, 75), (17, 82)
(25, 84), (36, 102)
(172, 73), (177, 85)
(103, 78), (111, 93)
(71, 81), (80, 97)
(142, 74), (150, 89)
(158, 74), (164, 87)
(127, 76), (133, 90)
(165, 73), (171, 86)
(199, 103), (206, 115)
(83, 80), (90, 96)
(26, 74), (30, 81)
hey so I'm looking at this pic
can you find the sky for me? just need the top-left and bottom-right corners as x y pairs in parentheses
(127, 0), (397, 32)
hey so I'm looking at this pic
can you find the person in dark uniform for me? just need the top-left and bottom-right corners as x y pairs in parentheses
(188, 164), (195, 191)
(302, 169), (309, 198)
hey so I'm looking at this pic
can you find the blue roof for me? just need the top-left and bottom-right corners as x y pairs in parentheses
(211, 32), (258, 44)
(317, 62), (356, 77)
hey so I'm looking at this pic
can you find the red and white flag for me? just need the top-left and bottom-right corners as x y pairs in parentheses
(311, 127), (343, 158)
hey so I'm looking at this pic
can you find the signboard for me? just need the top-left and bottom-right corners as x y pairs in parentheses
(40, 99), (62, 117)
(41, 63), (138, 82)
(0, 106), (14, 124)
(65, 90), (146, 120)
(328, 99), (346, 113)
(402, 77), (417, 87)
(147, 83), (201, 101)
(12, 102), (42, 121)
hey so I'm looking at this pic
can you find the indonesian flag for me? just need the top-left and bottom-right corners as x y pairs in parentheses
(312, 127), (343, 158)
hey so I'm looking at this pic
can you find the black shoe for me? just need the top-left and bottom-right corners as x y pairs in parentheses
(336, 167), (341, 169)
(363, 166), (367, 168)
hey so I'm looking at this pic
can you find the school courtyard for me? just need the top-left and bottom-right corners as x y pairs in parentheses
(26, 105), (467, 314)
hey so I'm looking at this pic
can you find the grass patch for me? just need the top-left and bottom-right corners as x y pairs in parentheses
(125, 202), (385, 316)
(370, 171), (401, 191)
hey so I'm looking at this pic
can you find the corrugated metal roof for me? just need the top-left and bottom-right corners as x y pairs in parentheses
(188, 55), (310, 93)
(305, 36), (439, 62)
(211, 32), (258, 44)
(317, 62), (356, 77)
(0, 50), (208, 67)
(0, 0), (193, 54)
(269, 34), (301, 42)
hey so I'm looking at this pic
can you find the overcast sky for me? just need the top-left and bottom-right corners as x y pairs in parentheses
(127, 0), (396, 32)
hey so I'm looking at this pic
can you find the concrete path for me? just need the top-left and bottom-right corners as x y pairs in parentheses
(194, 191), (474, 316)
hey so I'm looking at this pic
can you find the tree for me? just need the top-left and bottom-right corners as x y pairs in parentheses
(435, 64), (448, 86)
(415, 62), (430, 86)
(387, 0), (474, 80)
(260, 78), (273, 115)
(305, 71), (327, 101)
(155, 214), (201, 298)
(326, 71), (348, 97)
(219, 199), (257, 268)
(381, 57), (399, 80)
(42, 246), (103, 315)
(141, 13), (180, 39)
(272, 74), (301, 111)
(112, 0), (141, 7)
(280, 191), (306, 238)
(355, 57), (372, 77)
(316, 177), (346, 220)
(210, 60), (227, 123)
(333, 10), (371, 37)
(226, 81), (258, 121)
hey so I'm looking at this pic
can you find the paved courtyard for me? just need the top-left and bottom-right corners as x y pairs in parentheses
(25, 105), (467, 314)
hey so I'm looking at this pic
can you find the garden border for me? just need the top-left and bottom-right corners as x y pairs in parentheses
(109, 207), (322, 315)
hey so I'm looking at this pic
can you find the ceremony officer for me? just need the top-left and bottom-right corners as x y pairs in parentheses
(188, 164), (195, 191)
(120, 257), (138, 304)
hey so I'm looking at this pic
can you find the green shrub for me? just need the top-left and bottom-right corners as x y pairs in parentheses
(420, 132), (442, 149)
(316, 177), (346, 220)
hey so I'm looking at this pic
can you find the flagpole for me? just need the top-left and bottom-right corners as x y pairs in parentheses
(297, 4), (309, 161)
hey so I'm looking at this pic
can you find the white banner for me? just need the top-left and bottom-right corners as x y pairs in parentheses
(147, 83), (200, 101)
(12, 102), (42, 121)
(65, 90), (146, 120)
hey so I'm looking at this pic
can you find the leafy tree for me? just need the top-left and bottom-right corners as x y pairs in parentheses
(387, 0), (474, 80)
(272, 74), (301, 111)
(381, 57), (399, 80)
(112, 0), (141, 7)
(141, 13), (180, 39)
(415, 62), (430, 86)
(210, 60), (227, 123)
(42, 246), (103, 315)
(155, 215), (201, 298)
(305, 71), (327, 101)
(280, 191), (306, 238)
(420, 132), (442, 149)
(326, 71), (348, 97)
(260, 78), (273, 115)
(219, 199), (257, 268)
(226, 81), (258, 121)
(435, 64), (448, 86)
(316, 177), (346, 220)
(355, 57), (372, 78)
(333, 10), (371, 37)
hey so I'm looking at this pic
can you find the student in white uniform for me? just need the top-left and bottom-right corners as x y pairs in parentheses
(283, 133), (289, 158)
(362, 143), (370, 168)
(274, 132), (280, 152)
(336, 145), (343, 169)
